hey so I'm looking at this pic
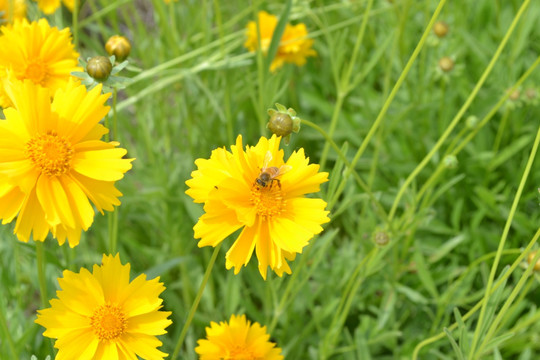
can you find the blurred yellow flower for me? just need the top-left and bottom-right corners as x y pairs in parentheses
(0, 0), (26, 22)
(0, 79), (133, 246)
(62, 0), (74, 12)
(0, 18), (81, 109)
(33, 0), (60, 14)
(244, 10), (316, 72)
(186, 135), (329, 279)
(195, 314), (283, 360)
(36, 254), (172, 360)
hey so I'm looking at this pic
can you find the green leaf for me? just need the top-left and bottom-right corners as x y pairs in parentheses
(265, 0), (292, 73)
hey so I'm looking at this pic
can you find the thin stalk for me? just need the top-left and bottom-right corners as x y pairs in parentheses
(468, 100), (539, 358)
(301, 119), (389, 225)
(388, 0), (530, 221)
(476, 250), (540, 355)
(108, 88), (119, 254)
(171, 244), (222, 360)
(36, 241), (55, 355)
(72, 0), (79, 48)
(319, 0), (374, 170)
(8, 0), (14, 23)
(0, 303), (18, 359)
(337, 0), (447, 214)
(412, 228), (540, 359)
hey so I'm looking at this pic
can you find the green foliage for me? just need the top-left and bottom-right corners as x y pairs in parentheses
(1, 0), (540, 359)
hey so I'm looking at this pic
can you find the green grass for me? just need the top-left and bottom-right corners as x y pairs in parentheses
(1, 0), (540, 359)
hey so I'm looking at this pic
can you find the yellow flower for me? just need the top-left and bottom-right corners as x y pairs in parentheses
(0, 79), (133, 246)
(195, 314), (284, 360)
(186, 135), (329, 279)
(36, 254), (173, 360)
(244, 11), (316, 72)
(33, 0), (60, 14)
(0, 0), (26, 22)
(62, 0), (74, 12)
(0, 18), (81, 109)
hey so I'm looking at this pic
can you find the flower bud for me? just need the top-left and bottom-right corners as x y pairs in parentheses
(105, 35), (131, 62)
(374, 231), (390, 246)
(525, 88), (537, 101)
(438, 56), (454, 72)
(442, 155), (458, 169)
(527, 251), (540, 271)
(87, 56), (113, 81)
(433, 21), (449, 38)
(466, 115), (478, 129)
(268, 112), (293, 137)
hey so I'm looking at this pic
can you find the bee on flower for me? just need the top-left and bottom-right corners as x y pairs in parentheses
(186, 135), (329, 279)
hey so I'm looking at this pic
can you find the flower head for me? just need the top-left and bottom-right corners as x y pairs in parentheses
(33, 0), (60, 14)
(36, 254), (172, 360)
(0, 0), (26, 23)
(186, 135), (329, 279)
(105, 35), (132, 62)
(244, 11), (316, 72)
(0, 78), (133, 246)
(195, 314), (283, 360)
(0, 18), (80, 108)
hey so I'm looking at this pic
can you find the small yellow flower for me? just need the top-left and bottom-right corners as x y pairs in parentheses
(33, 0), (61, 14)
(36, 254), (173, 360)
(0, 18), (81, 109)
(195, 314), (284, 360)
(0, 0), (26, 22)
(186, 135), (329, 279)
(0, 79), (133, 246)
(244, 11), (316, 72)
(62, 0), (75, 12)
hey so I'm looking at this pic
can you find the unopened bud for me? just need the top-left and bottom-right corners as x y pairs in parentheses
(527, 251), (540, 271)
(105, 35), (131, 62)
(443, 155), (458, 169)
(438, 56), (454, 72)
(466, 115), (478, 129)
(374, 231), (390, 246)
(87, 56), (113, 81)
(433, 21), (449, 38)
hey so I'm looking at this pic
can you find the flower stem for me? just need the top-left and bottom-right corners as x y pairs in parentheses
(468, 89), (539, 358)
(171, 243), (222, 360)
(108, 88), (119, 254)
(0, 302), (18, 359)
(72, 0), (79, 48)
(36, 241), (55, 355)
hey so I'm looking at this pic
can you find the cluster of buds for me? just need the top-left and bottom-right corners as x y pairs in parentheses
(266, 103), (302, 145)
(73, 35), (131, 91)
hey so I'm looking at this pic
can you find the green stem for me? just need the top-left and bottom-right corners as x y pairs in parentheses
(0, 301), (18, 359)
(337, 0), (447, 215)
(476, 249), (540, 356)
(492, 107), (510, 154)
(301, 119), (389, 225)
(36, 241), (48, 309)
(319, 0), (374, 170)
(7, 0), (14, 23)
(388, 0), (530, 221)
(468, 94), (539, 358)
(107, 88), (119, 254)
(72, 0), (79, 48)
(413, 227), (540, 359)
(171, 244), (222, 360)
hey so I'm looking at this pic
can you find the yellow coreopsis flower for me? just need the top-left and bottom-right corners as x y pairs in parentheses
(195, 314), (284, 360)
(244, 10), (316, 72)
(0, 0), (26, 22)
(186, 135), (329, 279)
(0, 18), (81, 109)
(33, 0), (60, 14)
(36, 254), (173, 360)
(0, 79), (133, 246)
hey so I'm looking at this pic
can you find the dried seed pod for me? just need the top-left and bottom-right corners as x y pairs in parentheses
(87, 56), (113, 81)
(105, 35), (131, 62)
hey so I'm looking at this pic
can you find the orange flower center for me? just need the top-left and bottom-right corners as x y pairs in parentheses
(250, 182), (284, 219)
(227, 345), (259, 360)
(23, 58), (48, 85)
(26, 131), (73, 176)
(90, 303), (127, 341)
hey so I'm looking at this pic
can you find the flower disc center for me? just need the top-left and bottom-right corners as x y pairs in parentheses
(250, 183), (284, 218)
(90, 303), (127, 341)
(23, 58), (48, 85)
(26, 131), (73, 176)
(228, 345), (259, 360)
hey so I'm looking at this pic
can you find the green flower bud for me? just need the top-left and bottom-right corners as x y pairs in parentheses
(87, 56), (112, 82)
(105, 35), (131, 62)
(438, 56), (454, 72)
(443, 155), (458, 169)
